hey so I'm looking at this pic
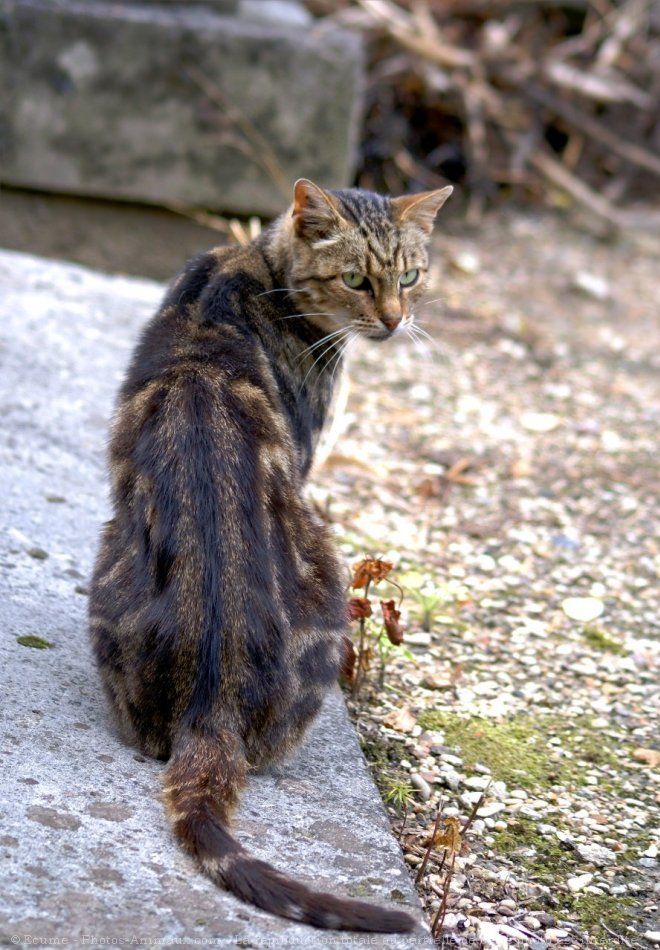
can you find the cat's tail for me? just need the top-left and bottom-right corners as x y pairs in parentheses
(163, 721), (416, 933)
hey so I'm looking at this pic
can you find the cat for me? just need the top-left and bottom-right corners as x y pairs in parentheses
(89, 178), (452, 932)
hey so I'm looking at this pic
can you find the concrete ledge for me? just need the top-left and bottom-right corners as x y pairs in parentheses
(0, 0), (363, 216)
(0, 250), (432, 948)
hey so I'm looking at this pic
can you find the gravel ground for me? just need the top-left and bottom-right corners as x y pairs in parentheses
(308, 211), (659, 949)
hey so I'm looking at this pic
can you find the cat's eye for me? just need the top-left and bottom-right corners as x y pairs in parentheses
(342, 271), (371, 291)
(399, 269), (419, 287)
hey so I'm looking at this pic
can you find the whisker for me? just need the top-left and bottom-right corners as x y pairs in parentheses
(410, 323), (435, 345)
(296, 326), (352, 363)
(329, 333), (357, 389)
(308, 330), (356, 405)
(408, 322), (459, 370)
(406, 324), (428, 357)
(298, 329), (352, 393)
(416, 296), (446, 310)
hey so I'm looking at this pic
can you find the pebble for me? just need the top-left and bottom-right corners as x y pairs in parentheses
(639, 857), (657, 868)
(461, 791), (484, 807)
(497, 905), (515, 917)
(561, 596), (604, 622)
(463, 775), (492, 791)
(610, 884), (628, 895)
(545, 929), (569, 942)
(567, 873), (593, 893)
(520, 411), (561, 432)
(530, 942), (548, 950)
(450, 250), (481, 274)
(410, 773), (432, 801)
(437, 767), (462, 791)
(421, 671), (453, 690)
(524, 916), (541, 931)
(406, 631), (432, 647)
(571, 271), (610, 300)
(643, 933), (660, 945)
(499, 898), (516, 910)
(477, 802), (507, 818)
(575, 842), (617, 866)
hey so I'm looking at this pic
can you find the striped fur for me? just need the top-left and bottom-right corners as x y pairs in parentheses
(89, 179), (451, 932)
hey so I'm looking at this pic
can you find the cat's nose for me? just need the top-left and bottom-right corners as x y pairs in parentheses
(381, 313), (402, 333)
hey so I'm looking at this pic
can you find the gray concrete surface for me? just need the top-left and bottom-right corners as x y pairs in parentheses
(0, 0), (363, 216)
(0, 250), (433, 949)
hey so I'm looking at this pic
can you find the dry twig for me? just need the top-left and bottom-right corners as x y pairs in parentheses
(307, 0), (660, 228)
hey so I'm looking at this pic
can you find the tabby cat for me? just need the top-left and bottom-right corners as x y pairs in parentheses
(89, 178), (452, 932)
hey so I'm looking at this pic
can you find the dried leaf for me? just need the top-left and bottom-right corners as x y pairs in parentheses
(380, 599), (404, 645)
(352, 557), (394, 590)
(383, 706), (417, 733)
(347, 596), (373, 621)
(423, 816), (462, 854)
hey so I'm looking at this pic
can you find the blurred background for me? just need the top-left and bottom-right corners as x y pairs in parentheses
(1, 0), (659, 278)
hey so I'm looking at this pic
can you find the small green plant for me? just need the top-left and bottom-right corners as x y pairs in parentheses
(581, 625), (627, 655)
(402, 571), (470, 632)
(381, 772), (414, 811)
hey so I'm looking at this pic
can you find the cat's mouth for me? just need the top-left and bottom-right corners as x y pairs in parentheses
(359, 318), (409, 341)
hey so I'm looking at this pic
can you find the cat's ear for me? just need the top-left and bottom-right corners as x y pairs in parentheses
(292, 179), (345, 240)
(391, 186), (453, 235)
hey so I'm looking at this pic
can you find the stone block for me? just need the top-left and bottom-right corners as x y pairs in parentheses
(0, 0), (363, 216)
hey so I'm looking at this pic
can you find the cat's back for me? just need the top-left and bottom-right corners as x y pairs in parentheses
(118, 244), (279, 402)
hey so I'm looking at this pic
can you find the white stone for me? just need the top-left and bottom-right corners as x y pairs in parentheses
(567, 873), (593, 893)
(463, 775), (492, 791)
(477, 802), (507, 818)
(450, 250), (481, 274)
(572, 271), (610, 300)
(406, 631), (432, 647)
(520, 411), (561, 432)
(410, 773), (432, 801)
(561, 596), (605, 622)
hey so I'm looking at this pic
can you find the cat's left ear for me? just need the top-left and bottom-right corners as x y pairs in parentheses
(391, 185), (453, 235)
(292, 179), (345, 240)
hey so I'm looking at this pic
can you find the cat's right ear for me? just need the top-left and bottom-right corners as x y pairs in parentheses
(292, 179), (344, 240)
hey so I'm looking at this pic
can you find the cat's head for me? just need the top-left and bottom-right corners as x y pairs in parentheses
(285, 179), (452, 340)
